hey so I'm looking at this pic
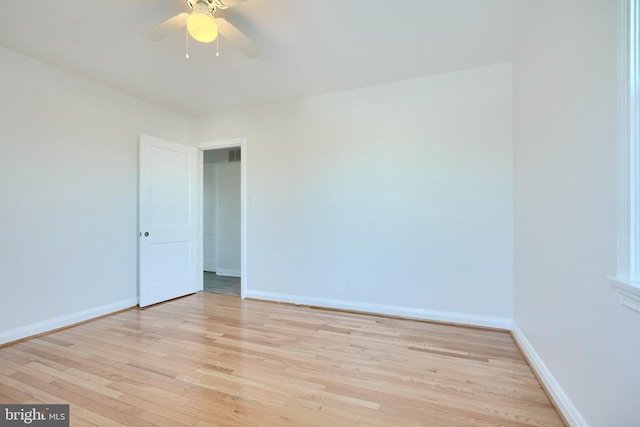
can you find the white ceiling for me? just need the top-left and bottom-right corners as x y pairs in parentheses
(0, 0), (535, 117)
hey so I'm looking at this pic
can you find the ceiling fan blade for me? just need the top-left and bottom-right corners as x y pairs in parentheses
(141, 12), (189, 41)
(215, 18), (259, 58)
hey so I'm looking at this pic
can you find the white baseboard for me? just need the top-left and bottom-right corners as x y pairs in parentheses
(216, 269), (241, 277)
(244, 290), (512, 330)
(511, 322), (588, 427)
(0, 298), (138, 346)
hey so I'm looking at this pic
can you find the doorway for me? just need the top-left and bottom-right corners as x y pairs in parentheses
(195, 137), (247, 298)
(202, 147), (241, 296)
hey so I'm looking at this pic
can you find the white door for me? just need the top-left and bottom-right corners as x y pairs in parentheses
(139, 134), (198, 307)
(203, 163), (218, 272)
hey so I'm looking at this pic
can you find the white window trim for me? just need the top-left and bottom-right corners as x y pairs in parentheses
(611, 0), (640, 313)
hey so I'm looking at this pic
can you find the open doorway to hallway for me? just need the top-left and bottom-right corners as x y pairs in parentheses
(202, 147), (241, 296)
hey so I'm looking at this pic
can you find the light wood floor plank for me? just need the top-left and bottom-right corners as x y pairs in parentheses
(0, 292), (565, 426)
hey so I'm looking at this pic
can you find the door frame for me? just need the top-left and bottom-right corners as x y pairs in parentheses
(193, 137), (247, 297)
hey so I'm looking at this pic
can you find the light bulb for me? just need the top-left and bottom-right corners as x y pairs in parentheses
(187, 11), (218, 43)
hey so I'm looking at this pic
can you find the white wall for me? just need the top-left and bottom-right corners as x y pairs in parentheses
(203, 163), (218, 272)
(204, 149), (231, 164)
(202, 149), (242, 275)
(217, 161), (241, 276)
(190, 63), (514, 327)
(0, 47), (188, 343)
(513, 1), (640, 425)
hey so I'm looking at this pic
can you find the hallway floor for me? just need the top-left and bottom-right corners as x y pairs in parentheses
(203, 271), (240, 296)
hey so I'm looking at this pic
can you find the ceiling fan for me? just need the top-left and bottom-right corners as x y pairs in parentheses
(141, 0), (259, 58)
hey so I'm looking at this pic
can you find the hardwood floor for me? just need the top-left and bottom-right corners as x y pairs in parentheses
(0, 293), (565, 426)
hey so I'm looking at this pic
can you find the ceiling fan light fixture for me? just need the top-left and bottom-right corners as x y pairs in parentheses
(187, 5), (218, 43)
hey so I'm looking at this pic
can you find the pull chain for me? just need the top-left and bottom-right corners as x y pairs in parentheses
(185, 27), (190, 59)
(216, 35), (219, 57)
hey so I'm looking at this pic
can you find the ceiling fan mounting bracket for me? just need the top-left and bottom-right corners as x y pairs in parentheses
(187, 0), (216, 13)
(187, 0), (234, 12)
